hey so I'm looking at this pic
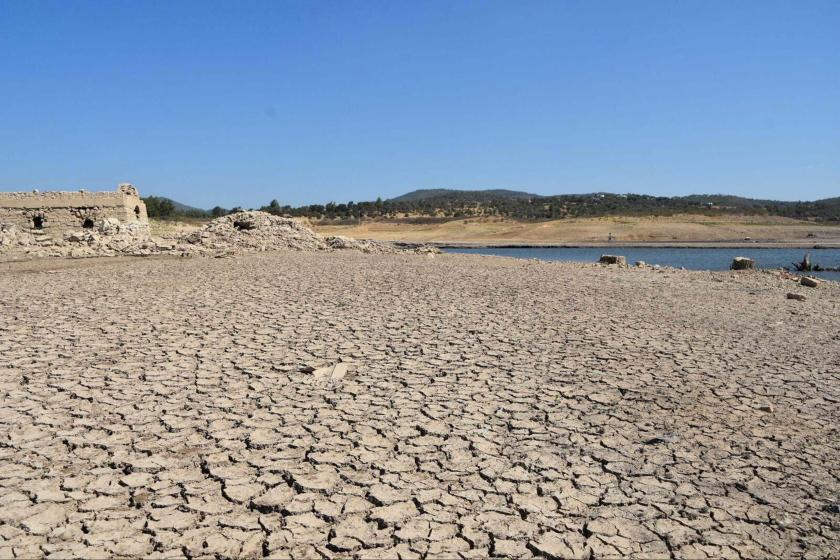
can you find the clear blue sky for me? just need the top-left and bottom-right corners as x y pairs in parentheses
(1, 1), (838, 208)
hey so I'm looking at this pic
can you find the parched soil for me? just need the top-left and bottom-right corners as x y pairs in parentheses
(313, 215), (840, 245)
(0, 252), (838, 559)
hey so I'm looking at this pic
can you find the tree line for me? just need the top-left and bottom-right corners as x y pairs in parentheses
(143, 193), (840, 222)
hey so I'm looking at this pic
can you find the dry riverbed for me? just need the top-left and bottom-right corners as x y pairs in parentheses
(1, 252), (838, 559)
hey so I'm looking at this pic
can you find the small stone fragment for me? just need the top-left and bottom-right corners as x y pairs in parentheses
(731, 257), (755, 270)
(599, 255), (627, 266)
(800, 276), (820, 288)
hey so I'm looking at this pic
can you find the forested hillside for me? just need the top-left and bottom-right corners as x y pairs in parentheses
(278, 191), (840, 222)
(144, 190), (840, 222)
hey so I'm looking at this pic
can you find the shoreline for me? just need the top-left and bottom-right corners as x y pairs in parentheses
(405, 241), (840, 249)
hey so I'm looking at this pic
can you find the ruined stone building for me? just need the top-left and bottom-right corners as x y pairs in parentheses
(0, 183), (148, 232)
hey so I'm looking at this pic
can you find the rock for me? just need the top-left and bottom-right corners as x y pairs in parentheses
(731, 257), (755, 270)
(635, 261), (646, 267)
(313, 362), (349, 380)
(599, 255), (627, 266)
(644, 433), (679, 445)
(97, 218), (123, 234)
(800, 276), (820, 288)
(786, 293), (807, 301)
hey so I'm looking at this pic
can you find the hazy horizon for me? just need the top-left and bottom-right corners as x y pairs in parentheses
(1, 1), (838, 208)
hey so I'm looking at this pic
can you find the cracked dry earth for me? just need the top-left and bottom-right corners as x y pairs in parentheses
(1, 252), (839, 559)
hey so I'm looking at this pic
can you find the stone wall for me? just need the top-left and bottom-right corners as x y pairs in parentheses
(0, 183), (148, 233)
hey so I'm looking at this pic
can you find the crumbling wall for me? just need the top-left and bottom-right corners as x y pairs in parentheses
(0, 183), (148, 233)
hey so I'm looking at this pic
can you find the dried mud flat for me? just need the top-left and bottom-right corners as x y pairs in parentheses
(1, 252), (838, 559)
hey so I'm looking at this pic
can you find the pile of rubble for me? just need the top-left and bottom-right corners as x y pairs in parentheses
(0, 211), (437, 259)
(323, 234), (413, 254)
(178, 212), (327, 254)
(176, 212), (421, 256)
(0, 219), (157, 259)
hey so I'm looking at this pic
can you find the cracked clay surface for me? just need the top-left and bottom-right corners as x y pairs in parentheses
(1, 252), (838, 558)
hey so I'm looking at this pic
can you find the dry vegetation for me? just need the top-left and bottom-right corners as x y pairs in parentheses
(313, 214), (840, 245)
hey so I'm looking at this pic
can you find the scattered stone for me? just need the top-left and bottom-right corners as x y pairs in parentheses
(786, 292), (807, 301)
(800, 276), (820, 288)
(312, 362), (349, 380)
(599, 254), (627, 266)
(731, 257), (755, 270)
(644, 433), (679, 445)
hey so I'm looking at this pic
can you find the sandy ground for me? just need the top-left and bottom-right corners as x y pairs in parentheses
(1, 252), (839, 559)
(313, 215), (840, 246)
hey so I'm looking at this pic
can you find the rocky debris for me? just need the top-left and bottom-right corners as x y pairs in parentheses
(635, 260), (647, 267)
(178, 212), (437, 256)
(731, 256), (756, 270)
(787, 292), (807, 301)
(801, 276), (820, 288)
(323, 235), (406, 254)
(598, 254), (627, 266)
(0, 211), (438, 260)
(0, 218), (155, 258)
(0, 223), (20, 247)
(179, 212), (326, 253)
(1, 252), (838, 557)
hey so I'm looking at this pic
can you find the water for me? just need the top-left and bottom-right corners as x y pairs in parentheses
(445, 246), (840, 281)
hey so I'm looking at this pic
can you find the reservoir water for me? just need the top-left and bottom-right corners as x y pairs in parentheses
(445, 246), (840, 281)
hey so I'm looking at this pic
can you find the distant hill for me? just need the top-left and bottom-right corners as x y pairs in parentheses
(155, 197), (207, 214)
(390, 188), (537, 202)
(145, 188), (840, 223)
(277, 189), (840, 222)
